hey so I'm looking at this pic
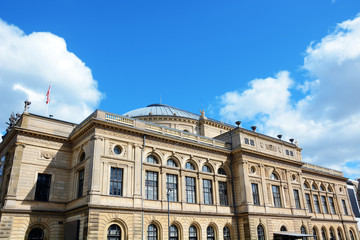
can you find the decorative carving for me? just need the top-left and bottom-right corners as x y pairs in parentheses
(265, 144), (277, 152)
(40, 151), (55, 160)
(278, 147), (282, 153)
(260, 142), (264, 148)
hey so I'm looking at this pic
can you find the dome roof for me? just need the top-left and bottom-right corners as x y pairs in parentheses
(123, 104), (200, 120)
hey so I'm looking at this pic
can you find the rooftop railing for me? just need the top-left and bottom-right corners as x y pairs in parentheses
(103, 111), (228, 149)
(302, 163), (343, 177)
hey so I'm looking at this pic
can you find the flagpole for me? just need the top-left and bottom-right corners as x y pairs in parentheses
(46, 102), (49, 117)
(45, 82), (51, 117)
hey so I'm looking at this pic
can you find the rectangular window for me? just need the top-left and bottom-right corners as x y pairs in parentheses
(305, 193), (313, 213)
(342, 199), (348, 215)
(219, 181), (228, 206)
(203, 179), (213, 204)
(110, 167), (123, 196)
(250, 139), (255, 146)
(77, 169), (84, 198)
(294, 189), (301, 209)
(321, 196), (328, 214)
(145, 171), (158, 200)
(272, 185), (281, 207)
(244, 138), (249, 144)
(252, 183), (260, 206)
(185, 177), (196, 203)
(329, 197), (336, 214)
(313, 195), (320, 213)
(166, 174), (178, 202)
(35, 173), (51, 201)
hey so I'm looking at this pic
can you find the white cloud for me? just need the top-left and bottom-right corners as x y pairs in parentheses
(0, 19), (102, 132)
(219, 15), (360, 179)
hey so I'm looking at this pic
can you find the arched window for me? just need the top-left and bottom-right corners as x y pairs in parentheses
(328, 186), (333, 192)
(207, 226), (215, 240)
(147, 224), (157, 240)
(280, 226), (287, 231)
(320, 185), (325, 191)
(79, 151), (85, 162)
(312, 184), (318, 190)
(350, 230), (355, 240)
(337, 228), (343, 240)
(218, 168), (226, 175)
(28, 227), (44, 240)
(257, 225), (265, 240)
(186, 162), (195, 170)
(147, 155), (158, 164)
(189, 225), (197, 240)
(167, 159), (177, 167)
(107, 224), (121, 240)
(169, 225), (178, 240)
(301, 226), (307, 240)
(202, 165), (211, 173)
(270, 172), (279, 180)
(223, 226), (231, 240)
(303, 182), (309, 189)
(329, 228), (335, 240)
(313, 227), (318, 240)
(321, 227), (327, 240)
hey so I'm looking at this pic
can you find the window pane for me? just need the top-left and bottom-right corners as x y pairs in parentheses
(342, 199), (348, 215)
(321, 196), (328, 214)
(170, 225), (178, 240)
(147, 224), (157, 240)
(223, 226), (231, 240)
(294, 189), (301, 209)
(207, 226), (214, 240)
(329, 197), (336, 214)
(305, 194), (313, 213)
(313, 195), (320, 213)
(203, 180), (213, 205)
(147, 155), (158, 164)
(35, 174), (51, 201)
(272, 185), (281, 207)
(252, 183), (260, 206)
(110, 168), (123, 196)
(78, 169), (84, 198)
(166, 174), (178, 202)
(202, 165), (211, 173)
(186, 177), (196, 203)
(219, 181), (228, 206)
(257, 225), (265, 240)
(186, 162), (195, 170)
(189, 225), (197, 240)
(146, 171), (158, 200)
(28, 227), (44, 240)
(107, 224), (121, 240)
(167, 159), (177, 167)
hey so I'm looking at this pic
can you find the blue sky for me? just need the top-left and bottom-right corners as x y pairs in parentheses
(1, 0), (360, 179)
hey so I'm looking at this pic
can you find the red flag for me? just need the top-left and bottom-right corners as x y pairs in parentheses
(46, 84), (51, 104)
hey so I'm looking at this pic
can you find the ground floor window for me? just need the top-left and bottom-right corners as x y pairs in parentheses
(28, 227), (44, 240)
(107, 224), (121, 240)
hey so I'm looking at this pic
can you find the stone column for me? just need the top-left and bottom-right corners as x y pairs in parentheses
(260, 164), (269, 207)
(133, 144), (142, 197)
(88, 135), (103, 195)
(240, 159), (252, 208)
(5, 142), (25, 205)
(286, 170), (295, 213)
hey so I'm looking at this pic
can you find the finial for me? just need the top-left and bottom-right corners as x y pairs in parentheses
(251, 126), (257, 131)
(235, 121), (241, 127)
(24, 100), (31, 113)
(277, 134), (282, 139)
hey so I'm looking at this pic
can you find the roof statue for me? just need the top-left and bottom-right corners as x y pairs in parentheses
(199, 109), (207, 120)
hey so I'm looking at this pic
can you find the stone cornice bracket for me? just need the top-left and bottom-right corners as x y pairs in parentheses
(152, 147), (156, 152)
(15, 142), (26, 148)
(91, 135), (104, 141)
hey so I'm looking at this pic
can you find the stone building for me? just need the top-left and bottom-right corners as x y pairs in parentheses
(0, 104), (358, 240)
